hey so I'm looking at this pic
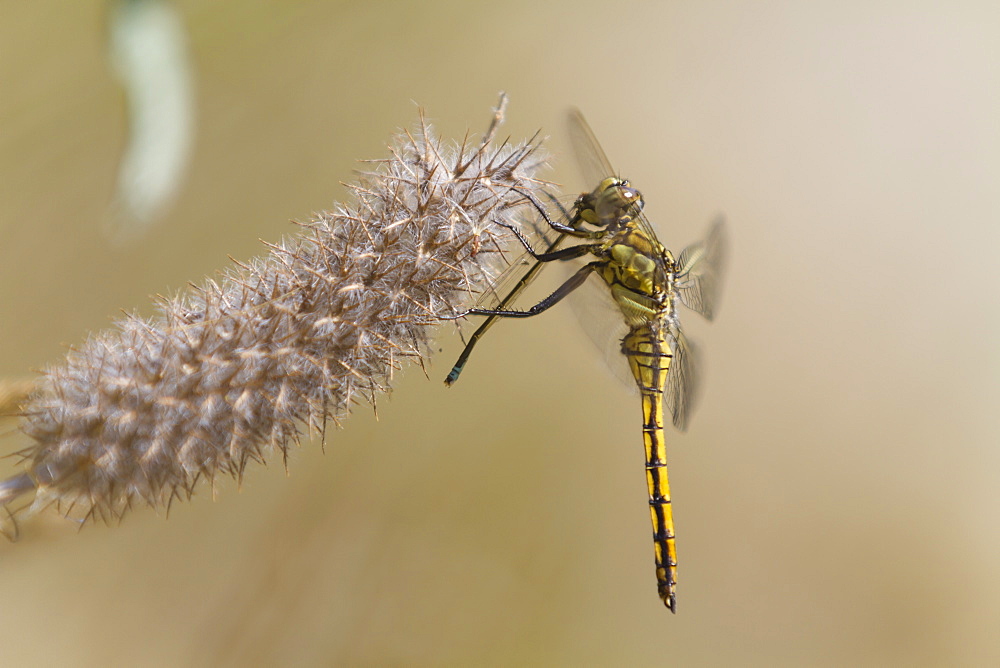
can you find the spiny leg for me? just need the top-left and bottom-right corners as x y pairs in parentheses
(457, 261), (600, 320)
(512, 186), (603, 239)
(445, 191), (592, 385)
(443, 242), (558, 385)
(492, 220), (599, 262)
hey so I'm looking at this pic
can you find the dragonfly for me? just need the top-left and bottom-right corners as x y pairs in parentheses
(445, 110), (725, 612)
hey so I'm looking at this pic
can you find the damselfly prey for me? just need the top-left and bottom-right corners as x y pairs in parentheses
(446, 111), (725, 612)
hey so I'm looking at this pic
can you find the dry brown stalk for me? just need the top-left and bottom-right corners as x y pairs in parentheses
(0, 96), (546, 536)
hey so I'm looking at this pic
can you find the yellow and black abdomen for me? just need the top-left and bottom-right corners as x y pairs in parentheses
(621, 321), (678, 612)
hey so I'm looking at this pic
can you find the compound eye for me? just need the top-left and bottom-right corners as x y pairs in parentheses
(620, 186), (644, 211)
(597, 177), (620, 193)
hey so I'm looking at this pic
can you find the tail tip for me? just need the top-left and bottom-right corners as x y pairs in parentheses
(659, 585), (677, 613)
(444, 367), (462, 387)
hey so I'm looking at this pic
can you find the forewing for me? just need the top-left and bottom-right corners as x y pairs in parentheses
(569, 110), (668, 249)
(677, 216), (727, 321)
(567, 109), (617, 186)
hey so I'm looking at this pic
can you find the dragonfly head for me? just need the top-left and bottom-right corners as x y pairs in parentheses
(578, 177), (645, 228)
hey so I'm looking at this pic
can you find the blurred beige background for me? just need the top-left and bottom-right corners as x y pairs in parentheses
(2, 1), (998, 665)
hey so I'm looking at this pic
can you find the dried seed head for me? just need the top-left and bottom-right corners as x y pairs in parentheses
(1, 101), (546, 533)
(0, 379), (35, 416)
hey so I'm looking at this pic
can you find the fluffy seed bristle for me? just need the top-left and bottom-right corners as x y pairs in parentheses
(1, 100), (546, 534)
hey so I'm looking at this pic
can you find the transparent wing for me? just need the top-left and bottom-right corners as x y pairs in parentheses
(665, 324), (699, 432)
(569, 291), (701, 434)
(676, 216), (727, 321)
(567, 109), (702, 431)
(567, 108), (617, 186)
(566, 108), (638, 389)
(569, 271), (639, 395)
(568, 110), (666, 252)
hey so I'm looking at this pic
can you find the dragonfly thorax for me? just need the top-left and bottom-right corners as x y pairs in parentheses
(600, 236), (676, 327)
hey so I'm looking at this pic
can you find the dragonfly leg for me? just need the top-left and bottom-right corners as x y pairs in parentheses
(513, 187), (599, 238)
(493, 219), (598, 262)
(542, 191), (573, 220)
(458, 261), (599, 319)
(444, 185), (596, 385)
(444, 192), (590, 386)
